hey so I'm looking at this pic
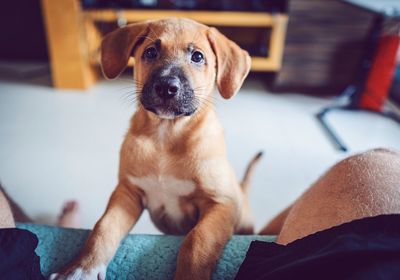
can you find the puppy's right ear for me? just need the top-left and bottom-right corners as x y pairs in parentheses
(101, 22), (149, 79)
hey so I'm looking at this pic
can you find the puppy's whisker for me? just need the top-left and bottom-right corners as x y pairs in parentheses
(117, 86), (139, 91)
(196, 91), (218, 98)
(195, 94), (217, 104)
(119, 88), (141, 105)
(193, 88), (207, 93)
(195, 91), (216, 97)
(195, 100), (214, 109)
(122, 88), (138, 93)
(116, 78), (144, 89)
(196, 94), (215, 101)
(193, 83), (214, 91)
(197, 102), (214, 112)
(120, 96), (137, 104)
(198, 95), (217, 109)
(198, 101), (214, 108)
(194, 97), (214, 114)
(120, 90), (135, 97)
(192, 88), (214, 96)
(120, 97), (138, 108)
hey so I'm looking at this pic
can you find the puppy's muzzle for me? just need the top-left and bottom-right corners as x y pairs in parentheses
(141, 67), (197, 119)
(153, 76), (181, 100)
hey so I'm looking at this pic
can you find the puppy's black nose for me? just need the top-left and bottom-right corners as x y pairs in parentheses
(153, 77), (181, 99)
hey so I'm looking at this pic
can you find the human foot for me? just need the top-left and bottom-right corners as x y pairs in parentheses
(57, 200), (81, 228)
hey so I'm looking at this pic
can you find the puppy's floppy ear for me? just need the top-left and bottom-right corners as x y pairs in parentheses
(207, 27), (251, 99)
(101, 22), (149, 79)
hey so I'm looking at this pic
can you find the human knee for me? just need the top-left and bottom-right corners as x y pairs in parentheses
(322, 148), (400, 195)
(338, 148), (400, 170)
(364, 148), (400, 157)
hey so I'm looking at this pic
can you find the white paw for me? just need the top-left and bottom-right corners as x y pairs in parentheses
(48, 264), (106, 280)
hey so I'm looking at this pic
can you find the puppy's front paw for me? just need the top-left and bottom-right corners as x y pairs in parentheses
(49, 264), (106, 280)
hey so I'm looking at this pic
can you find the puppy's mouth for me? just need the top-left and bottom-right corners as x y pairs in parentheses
(142, 99), (197, 119)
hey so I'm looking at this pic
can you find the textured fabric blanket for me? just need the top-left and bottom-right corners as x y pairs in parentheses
(17, 223), (275, 279)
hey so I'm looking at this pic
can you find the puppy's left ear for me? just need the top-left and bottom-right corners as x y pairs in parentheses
(207, 27), (251, 99)
(101, 22), (149, 79)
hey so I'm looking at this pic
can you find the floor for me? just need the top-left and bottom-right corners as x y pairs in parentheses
(1, 72), (400, 234)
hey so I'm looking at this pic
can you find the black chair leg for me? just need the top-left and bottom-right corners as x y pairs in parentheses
(316, 108), (348, 152)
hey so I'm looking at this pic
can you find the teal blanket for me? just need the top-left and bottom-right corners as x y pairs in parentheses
(17, 224), (275, 279)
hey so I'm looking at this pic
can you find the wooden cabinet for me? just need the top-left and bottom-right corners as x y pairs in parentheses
(272, 0), (377, 94)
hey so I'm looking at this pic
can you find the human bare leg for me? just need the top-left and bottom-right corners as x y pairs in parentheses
(0, 183), (81, 228)
(0, 189), (15, 228)
(0, 184), (32, 224)
(57, 200), (81, 228)
(261, 148), (400, 244)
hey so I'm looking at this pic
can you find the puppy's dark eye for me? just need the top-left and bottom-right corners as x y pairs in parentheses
(191, 51), (204, 63)
(144, 47), (158, 59)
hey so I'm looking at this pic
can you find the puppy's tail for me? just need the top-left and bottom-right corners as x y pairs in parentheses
(241, 151), (263, 192)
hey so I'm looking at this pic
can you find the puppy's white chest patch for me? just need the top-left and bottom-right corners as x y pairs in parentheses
(127, 174), (196, 223)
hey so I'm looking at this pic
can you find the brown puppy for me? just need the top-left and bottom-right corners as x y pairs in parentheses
(51, 18), (260, 279)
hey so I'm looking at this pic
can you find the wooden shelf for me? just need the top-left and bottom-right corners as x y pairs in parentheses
(118, 56), (283, 72)
(85, 10), (288, 72)
(252, 57), (281, 71)
(84, 9), (276, 27)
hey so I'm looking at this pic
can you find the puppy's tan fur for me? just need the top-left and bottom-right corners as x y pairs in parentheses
(53, 18), (258, 280)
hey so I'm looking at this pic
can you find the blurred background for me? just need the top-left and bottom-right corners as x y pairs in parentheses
(0, 0), (399, 233)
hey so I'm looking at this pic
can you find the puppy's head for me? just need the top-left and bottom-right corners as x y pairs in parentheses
(101, 18), (251, 119)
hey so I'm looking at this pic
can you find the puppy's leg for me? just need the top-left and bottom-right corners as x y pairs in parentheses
(52, 183), (143, 279)
(174, 201), (237, 280)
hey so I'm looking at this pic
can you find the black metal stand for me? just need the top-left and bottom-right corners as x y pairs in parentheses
(316, 105), (400, 152)
(316, 107), (349, 152)
(315, 14), (400, 152)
